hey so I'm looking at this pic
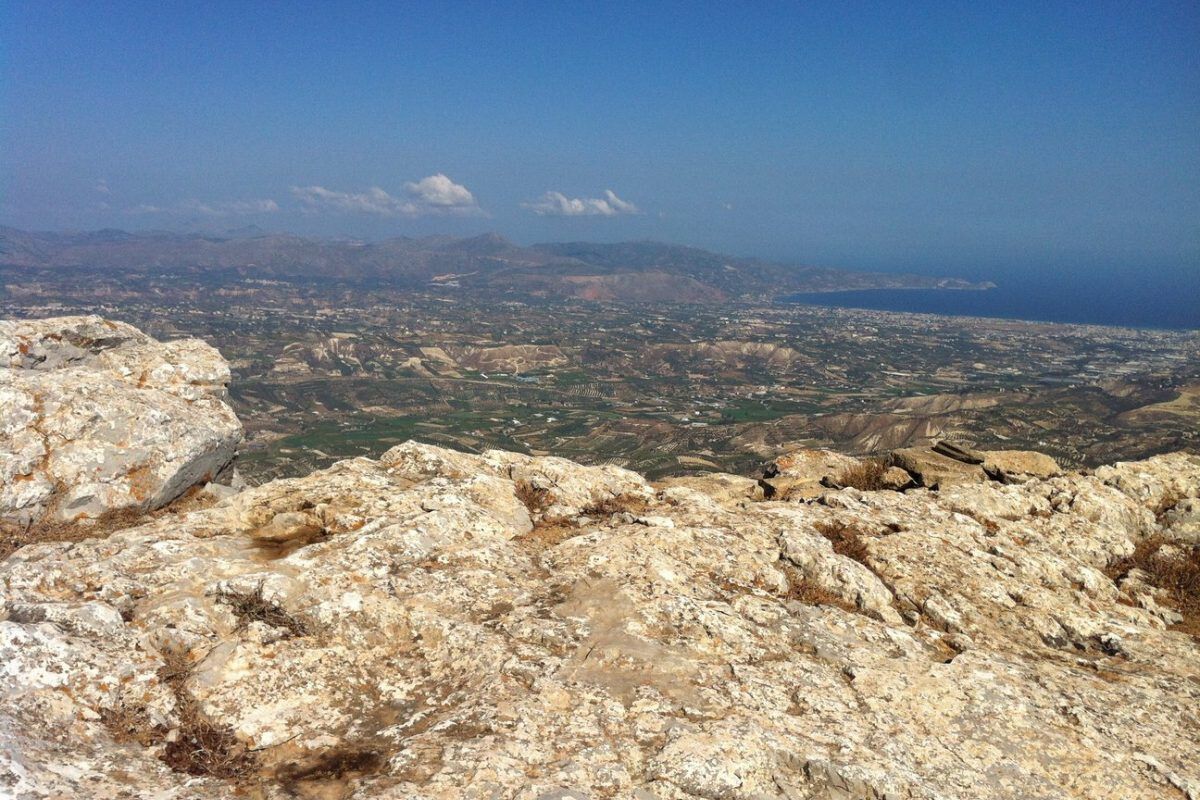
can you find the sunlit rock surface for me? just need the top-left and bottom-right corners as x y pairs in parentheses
(1, 318), (1198, 799)
(0, 316), (242, 525)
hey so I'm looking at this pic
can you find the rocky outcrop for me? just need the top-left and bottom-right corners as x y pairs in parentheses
(762, 448), (863, 499)
(0, 316), (242, 525)
(3, 436), (1198, 799)
(2, 318), (1198, 799)
(891, 442), (1061, 489)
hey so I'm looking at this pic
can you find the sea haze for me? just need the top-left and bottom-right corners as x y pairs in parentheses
(786, 268), (1200, 330)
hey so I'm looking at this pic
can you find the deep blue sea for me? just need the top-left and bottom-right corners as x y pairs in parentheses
(785, 270), (1200, 330)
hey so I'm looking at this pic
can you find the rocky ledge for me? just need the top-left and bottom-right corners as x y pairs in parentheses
(0, 316), (242, 527)
(1, 318), (1198, 800)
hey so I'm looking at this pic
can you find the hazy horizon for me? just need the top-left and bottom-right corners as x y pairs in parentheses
(3, 1), (1198, 280)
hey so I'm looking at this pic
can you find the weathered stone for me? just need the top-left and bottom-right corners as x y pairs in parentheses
(0, 316), (242, 525)
(654, 473), (763, 506)
(982, 449), (1062, 482)
(2, 319), (1199, 799)
(764, 448), (864, 499)
(1, 442), (1197, 799)
(891, 446), (988, 488)
(932, 439), (985, 464)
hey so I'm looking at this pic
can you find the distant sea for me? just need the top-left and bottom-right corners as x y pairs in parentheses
(785, 270), (1200, 330)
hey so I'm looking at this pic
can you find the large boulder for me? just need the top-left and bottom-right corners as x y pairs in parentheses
(891, 445), (988, 488)
(0, 316), (242, 525)
(981, 448), (1061, 482)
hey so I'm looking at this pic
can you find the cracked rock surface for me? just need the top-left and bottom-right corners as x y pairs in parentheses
(0, 316), (242, 524)
(2, 442), (1198, 799)
(1, 318), (1198, 800)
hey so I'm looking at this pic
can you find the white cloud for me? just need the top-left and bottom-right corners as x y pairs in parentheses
(522, 189), (639, 217)
(292, 174), (481, 216)
(127, 198), (279, 216)
(291, 185), (401, 215)
(182, 198), (280, 216)
(404, 173), (476, 208)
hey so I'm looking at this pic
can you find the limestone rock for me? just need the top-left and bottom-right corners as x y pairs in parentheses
(2, 442), (1197, 799)
(2, 319), (1199, 799)
(654, 472), (763, 506)
(764, 448), (862, 499)
(0, 316), (241, 524)
(891, 445), (988, 488)
(981, 449), (1062, 483)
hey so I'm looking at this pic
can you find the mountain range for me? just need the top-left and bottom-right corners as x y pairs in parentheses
(0, 226), (990, 303)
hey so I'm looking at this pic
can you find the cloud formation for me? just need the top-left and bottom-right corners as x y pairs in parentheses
(183, 198), (280, 216)
(127, 198), (279, 216)
(292, 174), (480, 216)
(522, 189), (638, 217)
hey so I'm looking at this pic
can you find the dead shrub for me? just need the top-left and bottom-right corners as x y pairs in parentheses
(1107, 535), (1200, 636)
(513, 480), (552, 515)
(160, 701), (257, 781)
(105, 652), (260, 782)
(581, 493), (648, 517)
(99, 703), (161, 747)
(1152, 489), (1184, 523)
(778, 560), (856, 612)
(215, 582), (310, 638)
(814, 520), (872, 566)
(833, 459), (891, 492)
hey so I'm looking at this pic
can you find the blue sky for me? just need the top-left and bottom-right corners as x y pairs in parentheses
(2, 1), (1198, 277)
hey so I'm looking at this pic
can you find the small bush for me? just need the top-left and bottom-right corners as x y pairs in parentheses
(834, 459), (891, 492)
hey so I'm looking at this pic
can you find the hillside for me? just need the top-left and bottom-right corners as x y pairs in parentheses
(0, 226), (990, 303)
(1, 316), (1198, 799)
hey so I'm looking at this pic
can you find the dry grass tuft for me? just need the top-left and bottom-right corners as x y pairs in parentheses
(777, 560), (857, 612)
(814, 520), (872, 566)
(215, 582), (310, 638)
(1107, 535), (1200, 637)
(581, 493), (649, 517)
(513, 480), (552, 515)
(833, 458), (892, 492)
(0, 486), (216, 561)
